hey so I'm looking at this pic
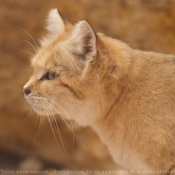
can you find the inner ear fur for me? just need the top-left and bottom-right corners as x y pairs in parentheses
(71, 20), (97, 61)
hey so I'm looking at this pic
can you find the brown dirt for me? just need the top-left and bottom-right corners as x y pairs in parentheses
(0, 0), (175, 172)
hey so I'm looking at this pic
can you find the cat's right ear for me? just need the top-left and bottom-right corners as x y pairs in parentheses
(71, 21), (97, 61)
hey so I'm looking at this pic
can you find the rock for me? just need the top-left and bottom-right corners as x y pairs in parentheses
(18, 156), (43, 170)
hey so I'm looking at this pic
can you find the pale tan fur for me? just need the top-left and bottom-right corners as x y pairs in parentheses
(24, 9), (175, 173)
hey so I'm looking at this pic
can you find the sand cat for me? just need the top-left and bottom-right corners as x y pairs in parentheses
(23, 9), (175, 174)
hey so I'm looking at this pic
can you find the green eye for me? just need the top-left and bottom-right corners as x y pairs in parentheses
(46, 72), (58, 80)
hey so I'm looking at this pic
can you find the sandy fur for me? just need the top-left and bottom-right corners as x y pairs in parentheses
(24, 9), (175, 173)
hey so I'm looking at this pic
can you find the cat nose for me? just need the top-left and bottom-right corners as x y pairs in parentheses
(23, 87), (31, 96)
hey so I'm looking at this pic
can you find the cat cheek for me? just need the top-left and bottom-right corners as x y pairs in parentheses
(39, 83), (54, 96)
(38, 81), (48, 90)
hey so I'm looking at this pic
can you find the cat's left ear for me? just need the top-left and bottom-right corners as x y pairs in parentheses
(46, 9), (72, 34)
(46, 9), (65, 35)
(71, 21), (97, 61)
(40, 9), (72, 46)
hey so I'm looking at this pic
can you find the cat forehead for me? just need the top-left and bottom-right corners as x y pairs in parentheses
(32, 51), (50, 68)
(31, 43), (71, 69)
(31, 42), (59, 67)
(32, 54), (50, 80)
(31, 29), (75, 72)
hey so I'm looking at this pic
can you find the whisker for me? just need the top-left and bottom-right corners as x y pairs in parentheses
(49, 102), (73, 142)
(24, 40), (37, 53)
(19, 98), (27, 107)
(48, 100), (88, 153)
(44, 105), (62, 152)
(20, 108), (33, 124)
(49, 100), (74, 139)
(48, 105), (69, 162)
(17, 50), (35, 57)
(33, 115), (39, 131)
(56, 104), (74, 143)
(13, 90), (24, 96)
(20, 99), (30, 115)
(38, 114), (44, 137)
(33, 105), (43, 146)
(49, 102), (72, 133)
(17, 26), (39, 50)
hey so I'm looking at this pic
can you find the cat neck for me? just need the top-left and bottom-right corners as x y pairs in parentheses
(90, 37), (136, 166)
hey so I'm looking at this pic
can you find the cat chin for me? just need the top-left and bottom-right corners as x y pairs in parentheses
(31, 105), (57, 116)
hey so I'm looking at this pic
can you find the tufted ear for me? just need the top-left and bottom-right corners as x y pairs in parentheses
(46, 8), (65, 36)
(40, 9), (72, 46)
(71, 21), (97, 61)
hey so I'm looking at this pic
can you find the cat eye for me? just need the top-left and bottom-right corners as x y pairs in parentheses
(45, 72), (59, 80)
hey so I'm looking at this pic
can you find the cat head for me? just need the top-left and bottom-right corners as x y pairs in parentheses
(23, 9), (128, 126)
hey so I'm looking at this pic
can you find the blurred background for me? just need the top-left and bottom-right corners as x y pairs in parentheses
(0, 0), (175, 174)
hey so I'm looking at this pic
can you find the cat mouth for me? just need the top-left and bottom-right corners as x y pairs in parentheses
(30, 103), (55, 116)
(25, 95), (54, 116)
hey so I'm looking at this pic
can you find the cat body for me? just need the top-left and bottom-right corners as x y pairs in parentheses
(24, 9), (175, 173)
(93, 49), (175, 171)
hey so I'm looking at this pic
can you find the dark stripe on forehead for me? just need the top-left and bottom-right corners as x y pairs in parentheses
(72, 51), (86, 60)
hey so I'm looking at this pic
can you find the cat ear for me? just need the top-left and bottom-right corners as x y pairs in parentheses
(71, 21), (97, 60)
(46, 8), (65, 35)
